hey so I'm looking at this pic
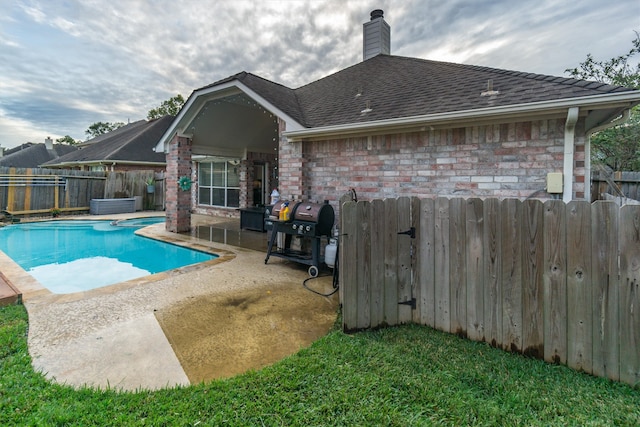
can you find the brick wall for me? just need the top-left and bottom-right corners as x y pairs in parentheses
(279, 118), (586, 209)
(275, 118), (305, 201)
(165, 135), (192, 232)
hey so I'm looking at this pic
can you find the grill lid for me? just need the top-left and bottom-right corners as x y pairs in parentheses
(293, 201), (334, 235)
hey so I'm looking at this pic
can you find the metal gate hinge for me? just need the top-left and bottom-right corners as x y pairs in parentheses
(398, 298), (416, 309)
(397, 227), (415, 239)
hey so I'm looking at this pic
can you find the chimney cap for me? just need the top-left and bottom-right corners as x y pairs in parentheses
(370, 9), (384, 20)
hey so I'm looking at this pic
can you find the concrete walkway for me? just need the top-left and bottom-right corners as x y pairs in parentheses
(2, 214), (336, 391)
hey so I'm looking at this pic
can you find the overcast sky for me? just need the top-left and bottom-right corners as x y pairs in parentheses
(1, 0), (638, 149)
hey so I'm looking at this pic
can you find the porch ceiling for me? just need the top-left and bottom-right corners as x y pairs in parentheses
(188, 93), (279, 158)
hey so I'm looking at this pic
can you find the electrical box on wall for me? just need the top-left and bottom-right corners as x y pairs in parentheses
(546, 172), (563, 194)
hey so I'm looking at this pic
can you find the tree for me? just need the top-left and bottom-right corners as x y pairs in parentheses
(566, 31), (640, 171)
(85, 121), (125, 139)
(56, 135), (80, 145)
(147, 94), (185, 120)
(590, 111), (640, 171)
(565, 31), (640, 88)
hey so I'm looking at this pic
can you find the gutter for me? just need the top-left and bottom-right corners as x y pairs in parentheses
(283, 92), (640, 141)
(43, 160), (166, 169)
(563, 107), (580, 203)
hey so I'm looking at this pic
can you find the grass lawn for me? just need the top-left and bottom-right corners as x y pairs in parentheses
(1, 304), (639, 426)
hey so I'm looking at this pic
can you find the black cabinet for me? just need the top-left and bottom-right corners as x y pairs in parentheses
(239, 207), (266, 232)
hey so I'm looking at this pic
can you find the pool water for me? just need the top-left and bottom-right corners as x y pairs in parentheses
(0, 219), (216, 294)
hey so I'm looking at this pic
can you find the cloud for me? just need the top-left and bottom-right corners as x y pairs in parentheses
(0, 0), (638, 149)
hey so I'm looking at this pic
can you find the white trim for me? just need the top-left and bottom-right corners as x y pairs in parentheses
(283, 92), (640, 141)
(584, 109), (632, 201)
(563, 107), (580, 203)
(155, 80), (304, 153)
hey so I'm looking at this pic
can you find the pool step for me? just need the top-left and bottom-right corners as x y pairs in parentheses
(0, 272), (21, 306)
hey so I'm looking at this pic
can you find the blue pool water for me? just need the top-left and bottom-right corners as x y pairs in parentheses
(0, 219), (216, 294)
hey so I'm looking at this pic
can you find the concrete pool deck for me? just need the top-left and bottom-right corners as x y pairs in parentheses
(1, 212), (339, 391)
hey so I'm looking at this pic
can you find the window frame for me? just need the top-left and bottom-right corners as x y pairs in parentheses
(198, 160), (241, 208)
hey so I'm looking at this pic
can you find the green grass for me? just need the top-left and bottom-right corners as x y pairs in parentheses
(1, 304), (639, 426)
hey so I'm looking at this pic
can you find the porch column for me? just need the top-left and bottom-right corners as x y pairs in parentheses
(166, 135), (192, 233)
(277, 118), (305, 200)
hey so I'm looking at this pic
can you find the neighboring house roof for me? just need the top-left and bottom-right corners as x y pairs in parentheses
(44, 116), (173, 168)
(4, 143), (36, 156)
(0, 143), (78, 168)
(76, 120), (147, 148)
(158, 54), (640, 150)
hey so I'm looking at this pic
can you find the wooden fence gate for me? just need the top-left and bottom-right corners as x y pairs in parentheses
(339, 196), (640, 386)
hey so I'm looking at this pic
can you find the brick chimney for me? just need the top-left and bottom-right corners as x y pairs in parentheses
(363, 9), (390, 61)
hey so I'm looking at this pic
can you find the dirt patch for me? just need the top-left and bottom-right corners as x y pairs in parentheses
(155, 277), (339, 383)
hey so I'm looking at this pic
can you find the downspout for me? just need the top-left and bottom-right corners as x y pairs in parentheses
(563, 107), (580, 203)
(584, 108), (631, 201)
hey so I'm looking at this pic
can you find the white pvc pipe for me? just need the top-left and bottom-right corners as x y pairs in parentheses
(563, 107), (580, 203)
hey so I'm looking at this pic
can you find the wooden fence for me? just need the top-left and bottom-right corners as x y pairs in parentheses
(339, 197), (640, 386)
(0, 167), (106, 214)
(592, 170), (640, 202)
(0, 167), (164, 215)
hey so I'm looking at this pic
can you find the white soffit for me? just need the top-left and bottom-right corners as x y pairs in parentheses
(155, 80), (304, 153)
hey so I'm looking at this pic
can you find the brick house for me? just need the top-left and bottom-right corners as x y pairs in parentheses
(155, 10), (640, 233)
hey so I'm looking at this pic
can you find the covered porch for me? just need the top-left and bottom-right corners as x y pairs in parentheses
(157, 80), (299, 233)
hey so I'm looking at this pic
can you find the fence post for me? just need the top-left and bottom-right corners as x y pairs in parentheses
(383, 198), (399, 326)
(521, 199), (544, 358)
(619, 204), (640, 386)
(466, 198), (484, 341)
(501, 198), (522, 352)
(543, 200), (567, 364)
(341, 201), (357, 332)
(591, 200), (620, 381)
(370, 199), (385, 328)
(434, 197), (450, 332)
(356, 201), (371, 330)
(566, 201), (593, 374)
(483, 198), (501, 348)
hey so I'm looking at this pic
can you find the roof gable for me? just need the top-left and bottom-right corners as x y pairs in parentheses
(197, 72), (306, 126)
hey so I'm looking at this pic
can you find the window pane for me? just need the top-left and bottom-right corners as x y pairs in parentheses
(199, 163), (211, 186)
(212, 188), (225, 206)
(199, 187), (210, 205)
(212, 162), (225, 187)
(227, 189), (240, 207)
(227, 161), (240, 187)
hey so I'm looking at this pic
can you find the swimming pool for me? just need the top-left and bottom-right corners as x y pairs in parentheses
(0, 219), (216, 294)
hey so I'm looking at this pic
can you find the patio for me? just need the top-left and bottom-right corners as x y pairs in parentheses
(2, 212), (339, 390)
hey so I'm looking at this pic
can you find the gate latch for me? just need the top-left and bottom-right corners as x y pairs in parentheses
(397, 227), (415, 239)
(398, 298), (416, 309)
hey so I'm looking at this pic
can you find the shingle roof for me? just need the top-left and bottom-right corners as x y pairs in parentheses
(292, 55), (637, 127)
(201, 55), (638, 129)
(43, 116), (172, 166)
(0, 143), (78, 168)
(197, 72), (306, 125)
